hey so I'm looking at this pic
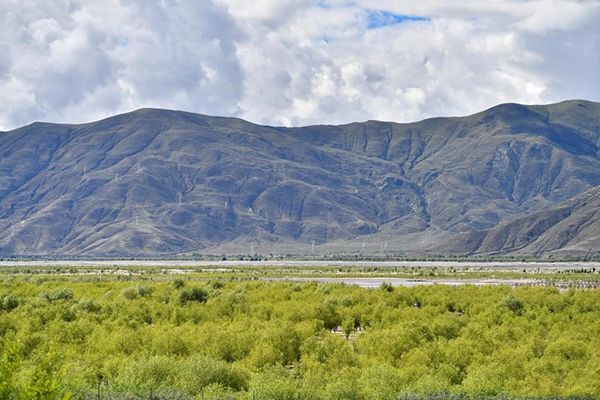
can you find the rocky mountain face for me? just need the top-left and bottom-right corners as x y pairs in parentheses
(1, 100), (599, 257)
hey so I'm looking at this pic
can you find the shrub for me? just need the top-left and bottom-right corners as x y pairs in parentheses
(178, 287), (208, 305)
(77, 299), (102, 313)
(136, 285), (154, 297)
(380, 282), (394, 292)
(502, 294), (525, 316)
(208, 280), (225, 290)
(1, 295), (19, 311)
(42, 288), (73, 302)
(180, 355), (248, 393)
(61, 308), (77, 322)
(121, 287), (139, 300)
(172, 278), (185, 290)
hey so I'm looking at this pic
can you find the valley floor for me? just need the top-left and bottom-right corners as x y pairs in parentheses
(0, 263), (598, 399)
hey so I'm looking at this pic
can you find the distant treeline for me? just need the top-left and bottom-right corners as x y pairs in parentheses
(2, 253), (600, 262)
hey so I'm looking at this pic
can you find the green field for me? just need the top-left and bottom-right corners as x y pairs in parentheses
(0, 266), (599, 399)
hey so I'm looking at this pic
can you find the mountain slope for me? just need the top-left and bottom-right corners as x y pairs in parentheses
(436, 186), (600, 257)
(0, 100), (599, 256)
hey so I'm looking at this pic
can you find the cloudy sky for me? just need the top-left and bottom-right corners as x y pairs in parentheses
(1, 0), (599, 130)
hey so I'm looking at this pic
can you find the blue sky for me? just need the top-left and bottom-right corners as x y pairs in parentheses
(0, 0), (599, 129)
(366, 10), (430, 29)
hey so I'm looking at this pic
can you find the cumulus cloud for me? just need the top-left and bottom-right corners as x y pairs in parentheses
(0, 0), (599, 130)
(0, 0), (243, 129)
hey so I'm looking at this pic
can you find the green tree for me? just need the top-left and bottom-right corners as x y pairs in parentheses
(342, 317), (355, 339)
(315, 300), (341, 331)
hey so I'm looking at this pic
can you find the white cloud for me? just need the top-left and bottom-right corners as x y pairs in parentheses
(0, 0), (243, 129)
(0, 0), (599, 130)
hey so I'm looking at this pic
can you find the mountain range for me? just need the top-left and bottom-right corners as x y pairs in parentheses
(1, 100), (599, 257)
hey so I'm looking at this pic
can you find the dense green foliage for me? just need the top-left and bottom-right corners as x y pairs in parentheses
(0, 276), (599, 399)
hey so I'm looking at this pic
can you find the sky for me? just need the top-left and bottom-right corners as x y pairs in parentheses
(1, 0), (599, 130)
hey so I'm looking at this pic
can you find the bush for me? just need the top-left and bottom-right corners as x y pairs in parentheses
(250, 367), (297, 400)
(380, 282), (394, 292)
(178, 287), (208, 305)
(42, 288), (73, 302)
(1, 295), (19, 311)
(136, 285), (154, 297)
(502, 294), (525, 316)
(77, 299), (102, 313)
(180, 355), (248, 393)
(172, 278), (185, 290)
(61, 308), (77, 322)
(208, 280), (225, 290)
(121, 287), (139, 300)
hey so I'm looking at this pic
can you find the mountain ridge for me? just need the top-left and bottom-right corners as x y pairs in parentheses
(18, 98), (599, 130)
(1, 99), (599, 257)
